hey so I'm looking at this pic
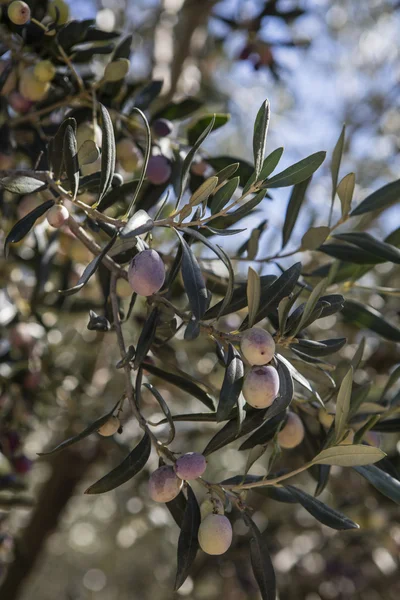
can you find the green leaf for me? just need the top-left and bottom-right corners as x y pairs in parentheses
(312, 444), (386, 467)
(4, 200), (55, 258)
(330, 124), (345, 214)
(334, 367), (353, 441)
(178, 116), (215, 204)
(292, 278), (327, 336)
(380, 365), (400, 403)
(285, 485), (358, 530)
(178, 227), (234, 320)
(337, 172), (355, 217)
(85, 432), (151, 494)
(50, 117), (78, 181)
(342, 300), (400, 342)
(247, 267), (261, 328)
(104, 58), (130, 82)
(301, 226), (330, 250)
(187, 114), (230, 146)
(266, 358), (294, 420)
(0, 175), (46, 195)
(210, 176), (239, 215)
(120, 209), (154, 239)
(97, 103), (116, 204)
(134, 308), (159, 369)
(213, 162), (239, 185)
(63, 125), (79, 200)
(78, 140), (100, 166)
(134, 80), (163, 111)
(354, 465), (400, 504)
(207, 156), (254, 187)
(204, 274), (276, 320)
(243, 148), (284, 194)
(291, 338), (346, 358)
(264, 151), (326, 188)
(239, 413), (286, 451)
(350, 178), (400, 216)
(190, 176), (218, 206)
(216, 344), (244, 422)
(59, 235), (117, 296)
(241, 263), (301, 330)
(166, 491), (187, 528)
(243, 513), (276, 600)
(318, 243), (383, 265)
(154, 98), (203, 121)
(143, 361), (215, 411)
(281, 176), (312, 249)
(144, 383), (175, 445)
(253, 99), (270, 179)
(372, 418), (400, 432)
(174, 485), (201, 590)
(176, 232), (208, 320)
(333, 232), (400, 264)
(203, 407), (269, 456)
(38, 400), (121, 455)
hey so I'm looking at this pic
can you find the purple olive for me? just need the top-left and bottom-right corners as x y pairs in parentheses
(174, 452), (207, 480)
(148, 465), (183, 502)
(146, 155), (171, 185)
(152, 118), (173, 138)
(128, 249), (165, 296)
(240, 327), (275, 365)
(242, 365), (280, 409)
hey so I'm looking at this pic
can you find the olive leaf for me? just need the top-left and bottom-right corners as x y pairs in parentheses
(190, 176), (218, 207)
(247, 267), (261, 328)
(354, 465), (400, 504)
(253, 98), (270, 179)
(78, 140), (100, 166)
(85, 431), (151, 494)
(103, 58), (130, 82)
(240, 262), (302, 330)
(329, 124), (345, 219)
(0, 175), (47, 195)
(210, 176), (240, 215)
(301, 226), (330, 250)
(97, 103), (116, 205)
(63, 124), (79, 200)
(334, 367), (353, 442)
(175, 231), (208, 320)
(37, 400), (121, 455)
(4, 200), (55, 258)
(50, 117), (77, 181)
(216, 344), (244, 422)
(337, 172), (355, 217)
(174, 485), (201, 591)
(243, 513), (276, 600)
(143, 361), (215, 411)
(333, 232), (400, 265)
(144, 383), (175, 445)
(187, 114), (230, 146)
(264, 151), (326, 188)
(350, 178), (400, 216)
(281, 176), (312, 249)
(133, 308), (159, 369)
(312, 445), (386, 467)
(285, 485), (359, 530)
(178, 115), (215, 204)
(342, 300), (400, 342)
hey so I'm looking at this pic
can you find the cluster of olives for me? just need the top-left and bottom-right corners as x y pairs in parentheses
(148, 453), (233, 555)
(240, 327), (305, 448)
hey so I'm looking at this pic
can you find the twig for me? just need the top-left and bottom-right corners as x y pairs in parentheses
(66, 215), (127, 280)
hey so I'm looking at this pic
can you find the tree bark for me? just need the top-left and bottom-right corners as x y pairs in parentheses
(0, 445), (99, 600)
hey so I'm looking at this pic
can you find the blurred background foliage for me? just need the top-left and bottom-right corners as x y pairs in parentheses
(0, 1), (400, 600)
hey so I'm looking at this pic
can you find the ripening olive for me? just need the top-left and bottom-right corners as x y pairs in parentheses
(8, 1), (30, 25)
(198, 514), (233, 555)
(46, 204), (69, 228)
(174, 452), (207, 480)
(242, 365), (280, 409)
(240, 327), (275, 365)
(98, 416), (120, 437)
(277, 412), (305, 449)
(148, 466), (183, 503)
(128, 249), (165, 296)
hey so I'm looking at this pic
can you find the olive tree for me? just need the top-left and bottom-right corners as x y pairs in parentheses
(0, 2), (400, 599)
